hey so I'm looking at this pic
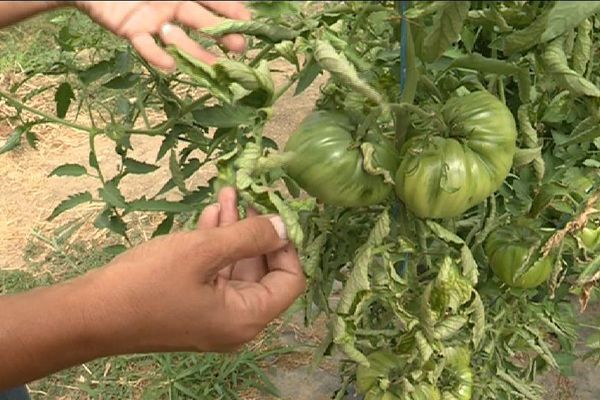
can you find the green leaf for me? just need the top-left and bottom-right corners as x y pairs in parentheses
(25, 130), (39, 150)
(157, 158), (201, 196)
(461, 245), (478, 285)
(127, 198), (197, 213)
(434, 315), (468, 340)
(422, 1), (470, 63)
(529, 182), (570, 217)
(0, 125), (29, 155)
(123, 158), (160, 174)
(572, 18), (592, 75)
(541, 1), (600, 43)
(49, 163), (87, 177)
(156, 128), (179, 162)
(502, 12), (549, 55)
(169, 47), (231, 102)
(448, 53), (522, 75)
(47, 192), (93, 221)
(469, 291), (485, 349)
(248, 1), (301, 20)
(313, 40), (383, 105)
(192, 104), (256, 128)
(102, 73), (140, 89)
(77, 60), (111, 84)
(294, 57), (322, 96)
(201, 20), (299, 43)
(426, 220), (464, 244)
(102, 244), (127, 256)
(55, 82), (74, 119)
(301, 233), (326, 278)
(513, 147), (543, 167)
(267, 191), (304, 249)
(99, 181), (127, 209)
(542, 37), (600, 97)
(152, 214), (175, 238)
(337, 210), (390, 315)
(94, 208), (127, 236)
(169, 150), (188, 194)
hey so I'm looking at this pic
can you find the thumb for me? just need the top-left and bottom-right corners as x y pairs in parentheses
(203, 215), (288, 273)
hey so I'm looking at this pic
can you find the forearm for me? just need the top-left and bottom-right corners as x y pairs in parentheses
(0, 269), (132, 389)
(0, 1), (71, 29)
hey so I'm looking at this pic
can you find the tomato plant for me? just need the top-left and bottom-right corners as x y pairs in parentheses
(2, 1), (600, 399)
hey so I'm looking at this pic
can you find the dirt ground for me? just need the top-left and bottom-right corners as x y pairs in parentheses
(2, 58), (600, 400)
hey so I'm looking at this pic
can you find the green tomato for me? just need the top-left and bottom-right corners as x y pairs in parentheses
(485, 223), (554, 289)
(580, 226), (600, 251)
(284, 111), (399, 207)
(395, 91), (517, 218)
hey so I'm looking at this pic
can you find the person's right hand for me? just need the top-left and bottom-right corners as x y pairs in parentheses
(83, 188), (306, 353)
(75, 1), (251, 70)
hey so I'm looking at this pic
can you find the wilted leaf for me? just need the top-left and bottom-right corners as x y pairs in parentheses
(541, 2), (600, 43)
(201, 20), (299, 43)
(422, 1), (470, 63)
(542, 37), (600, 97)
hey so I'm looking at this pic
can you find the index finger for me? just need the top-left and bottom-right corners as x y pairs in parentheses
(253, 244), (306, 321)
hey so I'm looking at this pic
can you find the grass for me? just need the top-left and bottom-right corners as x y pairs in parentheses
(1, 224), (292, 400)
(0, 8), (124, 75)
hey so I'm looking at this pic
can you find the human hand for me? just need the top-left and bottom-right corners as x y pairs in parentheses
(88, 187), (306, 353)
(74, 1), (251, 70)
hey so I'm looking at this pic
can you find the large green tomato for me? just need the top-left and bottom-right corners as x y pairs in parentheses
(284, 111), (399, 207)
(485, 223), (554, 289)
(395, 91), (517, 218)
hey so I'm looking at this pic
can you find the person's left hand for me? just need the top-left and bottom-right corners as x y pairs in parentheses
(75, 1), (251, 70)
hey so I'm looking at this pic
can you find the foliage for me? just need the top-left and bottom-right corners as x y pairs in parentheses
(2, 1), (600, 399)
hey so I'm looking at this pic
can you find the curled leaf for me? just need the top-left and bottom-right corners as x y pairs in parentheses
(542, 37), (600, 97)
(517, 104), (545, 180)
(201, 20), (299, 43)
(572, 18), (592, 75)
(422, 1), (470, 63)
(313, 40), (383, 105)
(360, 142), (395, 184)
(268, 191), (304, 249)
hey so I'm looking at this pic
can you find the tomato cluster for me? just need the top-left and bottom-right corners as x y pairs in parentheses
(284, 91), (517, 219)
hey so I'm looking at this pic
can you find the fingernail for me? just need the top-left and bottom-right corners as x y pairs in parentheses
(161, 23), (174, 36)
(269, 216), (288, 241)
(209, 203), (221, 212)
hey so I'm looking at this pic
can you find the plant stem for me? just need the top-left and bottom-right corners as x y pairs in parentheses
(0, 89), (92, 133)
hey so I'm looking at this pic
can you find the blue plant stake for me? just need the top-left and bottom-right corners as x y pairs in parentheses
(396, 0), (410, 277)
(399, 0), (408, 95)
